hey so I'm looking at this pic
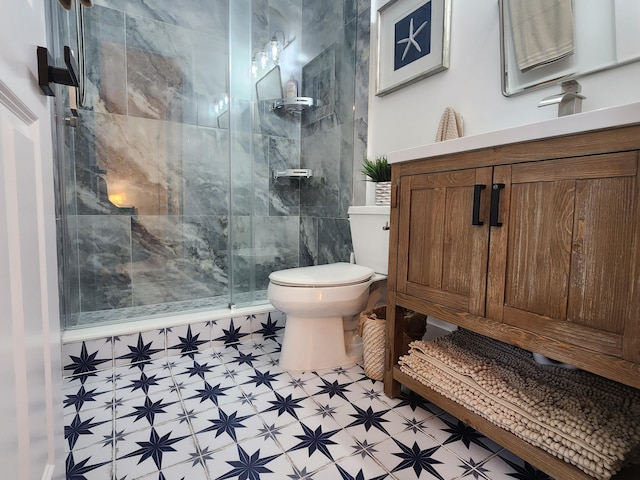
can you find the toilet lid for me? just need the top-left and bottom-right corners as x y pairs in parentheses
(269, 262), (374, 287)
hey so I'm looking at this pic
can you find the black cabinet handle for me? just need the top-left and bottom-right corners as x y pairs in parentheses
(490, 183), (505, 227)
(472, 184), (486, 226)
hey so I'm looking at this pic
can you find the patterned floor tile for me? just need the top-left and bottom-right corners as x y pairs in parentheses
(115, 421), (197, 478)
(62, 339), (555, 480)
(203, 435), (287, 480)
(278, 413), (355, 473)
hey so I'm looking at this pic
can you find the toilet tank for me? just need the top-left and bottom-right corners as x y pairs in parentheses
(348, 205), (390, 275)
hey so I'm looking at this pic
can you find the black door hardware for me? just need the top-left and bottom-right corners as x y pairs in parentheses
(37, 45), (79, 96)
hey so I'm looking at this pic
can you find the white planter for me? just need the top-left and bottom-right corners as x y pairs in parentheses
(365, 181), (376, 206)
(375, 181), (391, 205)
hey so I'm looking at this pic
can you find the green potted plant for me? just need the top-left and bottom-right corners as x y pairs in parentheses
(362, 155), (391, 205)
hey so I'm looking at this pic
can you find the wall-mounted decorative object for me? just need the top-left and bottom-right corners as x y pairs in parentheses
(376, 0), (451, 96)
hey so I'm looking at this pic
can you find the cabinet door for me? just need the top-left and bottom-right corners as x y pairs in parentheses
(397, 167), (492, 315)
(488, 152), (640, 360)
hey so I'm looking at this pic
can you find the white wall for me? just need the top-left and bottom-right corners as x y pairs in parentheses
(368, 0), (640, 157)
(0, 0), (65, 479)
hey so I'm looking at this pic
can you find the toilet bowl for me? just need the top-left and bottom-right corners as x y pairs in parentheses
(267, 205), (390, 372)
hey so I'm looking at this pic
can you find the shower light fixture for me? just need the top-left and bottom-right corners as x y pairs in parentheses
(270, 30), (286, 64)
(251, 31), (293, 77)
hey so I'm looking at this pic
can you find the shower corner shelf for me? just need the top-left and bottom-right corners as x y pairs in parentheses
(271, 97), (321, 114)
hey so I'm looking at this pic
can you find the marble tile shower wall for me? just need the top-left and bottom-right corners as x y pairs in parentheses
(299, 0), (371, 266)
(58, 0), (371, 325)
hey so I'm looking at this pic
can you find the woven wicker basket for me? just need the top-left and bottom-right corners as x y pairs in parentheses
(358, 306), (427, 381)
(359, 306), (387, 380)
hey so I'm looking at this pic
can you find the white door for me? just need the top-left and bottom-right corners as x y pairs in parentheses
(0, 1), (65, 479)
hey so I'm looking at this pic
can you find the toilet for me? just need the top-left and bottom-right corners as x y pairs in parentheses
(267, 205), (390, 371)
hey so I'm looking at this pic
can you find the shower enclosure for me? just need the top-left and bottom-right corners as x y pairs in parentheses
(50, 0), (371, 330)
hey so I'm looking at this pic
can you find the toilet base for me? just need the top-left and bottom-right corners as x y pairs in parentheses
(279, 314), (362, 372)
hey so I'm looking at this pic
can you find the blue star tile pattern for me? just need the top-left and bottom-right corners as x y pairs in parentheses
(290, 423), (340, 460)
(213, 318), (249, 348)
(255, 313), (284, 340)
(391, 440), (444, 479)
(62, 315), (563, 480)
(196, 407), (252, 441)
(216, 444), (281, 480)
(117, 333), (164, 366)
(167, 325), (209, 357)
(346, 403), (391, 434)
(120, 427), (189, 469)
(63, 342), (111, 383)
(262, 392), (304, 419)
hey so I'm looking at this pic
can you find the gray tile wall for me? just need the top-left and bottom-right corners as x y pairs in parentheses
(56, 0), (370, 326)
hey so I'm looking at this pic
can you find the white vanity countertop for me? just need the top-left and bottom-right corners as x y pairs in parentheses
(387, 102), (640, 164)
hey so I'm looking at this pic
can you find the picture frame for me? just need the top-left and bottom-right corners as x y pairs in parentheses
(376, 0), (451, 96)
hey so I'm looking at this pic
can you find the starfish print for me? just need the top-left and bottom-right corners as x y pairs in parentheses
(391, 440), (444, 479)
(168, 325), (209, 357)
(63, 342), (110, 383)
(263, 392), (304, 419)
(459, 457), (491, 479)
(64, 414), (106, 449)
(117, 334), (163, 365)
(315, 378), (352, 401)
(65, 452), (111, 480)
(188, 381), (232, 406)
(120, 427), (189, 469)
(64, 385), (101, 412)
(346, 404), (390, 434)
(290, 423), (340, 460)
(243, 369), (281, 390)
(213, 318), (249, 347)
(197, 407), (251, 441)
(126, 371), (163, 395)
(216, 444), (280, 480)
(123, 396), (172, 425)
(397, 16), (429, 60)
(441, 417), (491, 451)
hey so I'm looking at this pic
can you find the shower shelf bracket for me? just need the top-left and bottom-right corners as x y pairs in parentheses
(273, 169), (313, 179)
(271, 97), (321, 114)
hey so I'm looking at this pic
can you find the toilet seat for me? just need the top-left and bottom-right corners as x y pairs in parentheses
(268, 262), (374, 287)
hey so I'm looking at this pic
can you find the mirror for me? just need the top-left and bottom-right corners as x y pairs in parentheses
(500, 0), (640, 96)
(256, 65), (283, 102)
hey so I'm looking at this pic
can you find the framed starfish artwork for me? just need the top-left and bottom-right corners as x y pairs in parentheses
(376, 0), (451, 96)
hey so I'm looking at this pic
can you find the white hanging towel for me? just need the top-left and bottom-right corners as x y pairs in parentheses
(435, 107), (463, 142)
(507, 0), (575, 72)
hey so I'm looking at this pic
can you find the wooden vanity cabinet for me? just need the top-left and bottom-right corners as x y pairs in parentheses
(384, 125), (640, 479)
(386, 124), (640, 393)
